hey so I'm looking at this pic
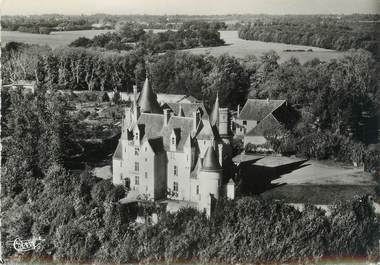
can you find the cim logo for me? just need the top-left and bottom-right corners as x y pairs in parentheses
(13, 237), (45, 253)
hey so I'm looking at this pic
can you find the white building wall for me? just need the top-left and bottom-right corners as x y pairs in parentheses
(112, 157), (123, 185)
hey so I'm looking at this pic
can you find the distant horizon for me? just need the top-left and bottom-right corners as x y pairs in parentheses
(2, 0), (379, 16)
(2, 12), (380, 16)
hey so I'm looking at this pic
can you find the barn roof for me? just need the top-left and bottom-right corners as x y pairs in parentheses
(245, 114), (284, 137)
(238, 99), (286, 121)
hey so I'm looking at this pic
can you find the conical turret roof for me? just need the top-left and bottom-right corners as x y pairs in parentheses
(202, 146), (222, 172)
(210, 92), (219, 127)
(138, 77), (162, 114)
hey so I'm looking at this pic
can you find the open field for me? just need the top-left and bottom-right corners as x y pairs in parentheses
(1, 30), (114, 48)
(272, 160), (375, 186)
(185, 31), (347, 63)
(2, 30), (346, 63)
(260, 159), (377, 204)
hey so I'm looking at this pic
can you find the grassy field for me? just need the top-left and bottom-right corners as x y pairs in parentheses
(1, 30), (114, 48)
(2, 30), (346, 63)
(260, 159), (377, 204)
(185, 31), (347, 63)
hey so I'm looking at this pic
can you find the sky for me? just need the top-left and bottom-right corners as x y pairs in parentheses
(1, 0), (379, 15)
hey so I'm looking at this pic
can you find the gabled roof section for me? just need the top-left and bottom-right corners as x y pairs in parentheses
(136, 113), (165, 140)
(245, 114), (284, 137)
(113, 141), (123, 160)
(195, 118), (215, 140)
(138, 77), (162, 114)
(162, 116), (193, 152)
(164, 103), (209, 120)
(201, 146), (222, 172)
(238, 99), (286, 121)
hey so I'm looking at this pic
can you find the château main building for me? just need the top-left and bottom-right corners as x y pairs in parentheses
(112, 77), (232, 215)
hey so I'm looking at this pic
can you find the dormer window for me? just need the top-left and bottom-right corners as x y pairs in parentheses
(170, 129), (180, 152)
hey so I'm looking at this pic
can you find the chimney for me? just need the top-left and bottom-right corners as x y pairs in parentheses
(266, 98), (269, 103)
(218, 143), (223, 168)
(178, 104), (183, 117)
(192, 110), (200, 133)
(164, 108), (170, 126)
(133, 85), (140, 121)
(237, 104), (240, 116)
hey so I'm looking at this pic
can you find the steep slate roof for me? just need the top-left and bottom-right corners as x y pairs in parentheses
(162, 116), (193, 152)
(195, 118), (215, 140)
(136, 113), (165, 140)
(138, 78), (162, 114)
(164, 103), (210, 120)
(201, 146), (222, 172)
(113, 141), (123, 160)
(238, 99), (286, 121)
(210, 94), (219, 127)
(245, 114), (284, 137)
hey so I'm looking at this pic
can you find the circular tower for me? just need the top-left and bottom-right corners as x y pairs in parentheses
(199, 145), (223, 216)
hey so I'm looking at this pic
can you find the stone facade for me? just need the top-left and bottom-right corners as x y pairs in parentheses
(112, 78), (230, 215)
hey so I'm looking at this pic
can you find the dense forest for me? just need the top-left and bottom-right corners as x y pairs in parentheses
(238, 20), (379, 57)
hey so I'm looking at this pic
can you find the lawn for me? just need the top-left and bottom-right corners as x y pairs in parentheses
(260, 159), (377, 204)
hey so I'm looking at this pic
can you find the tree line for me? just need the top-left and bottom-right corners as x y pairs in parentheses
(69, 21), (225, 52)
(238, 21), (379, 57)
(2, 41), (379, 158)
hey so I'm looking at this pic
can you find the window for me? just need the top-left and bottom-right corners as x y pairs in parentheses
(145, 186), (148, 192)
(171, 137), (175, 145)
(243, 120), (247, 125)
(120, 174), (123, 180)
(135, 132), (139, 140)
(134, 162), (139, 172)
(173, 182), (178, 192)
(145, 158), (148, 162)
(145, 147), (147, 152)
(135, 176), (139, 185)
(174, 165), (178, 176)
(196, 185), (199, 195)
(134, 147), (139, 156)
(145, 172), (148, 179)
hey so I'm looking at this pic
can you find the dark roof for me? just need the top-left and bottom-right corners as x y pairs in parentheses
(238, 99), (286, 121)
(138, 78), (162, 114)
(201, 146), (222, 172)
(148, 137), (165, 153)
(113, 141), (123, 159)
(245, 114), (284, 137)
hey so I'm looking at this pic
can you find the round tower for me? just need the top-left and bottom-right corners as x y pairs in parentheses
(199, 145), (223, 216)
